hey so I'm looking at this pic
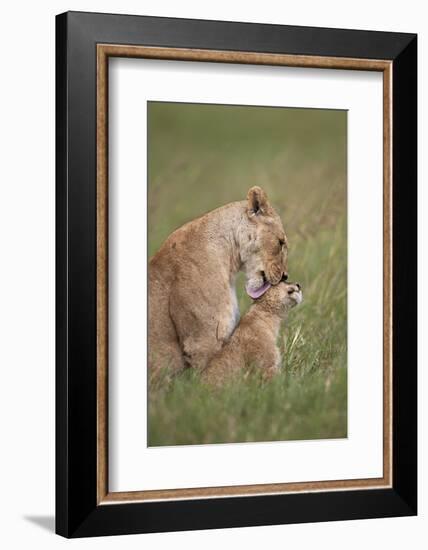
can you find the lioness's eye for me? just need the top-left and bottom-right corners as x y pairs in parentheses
(279, 239), (285, 247)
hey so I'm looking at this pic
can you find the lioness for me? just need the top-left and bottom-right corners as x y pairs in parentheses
(149, 186), (289, 374)
(201, 281), (302, 386)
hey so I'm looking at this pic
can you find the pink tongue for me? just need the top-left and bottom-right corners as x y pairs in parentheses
(246, 281), (272, 299)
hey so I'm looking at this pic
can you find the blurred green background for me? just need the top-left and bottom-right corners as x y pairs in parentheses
(148, 101), (347, 445)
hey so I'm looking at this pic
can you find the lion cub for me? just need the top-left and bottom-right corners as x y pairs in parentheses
(201, 281), (302, 386)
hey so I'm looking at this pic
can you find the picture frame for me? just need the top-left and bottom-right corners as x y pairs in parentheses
(56, 11), (417, 538)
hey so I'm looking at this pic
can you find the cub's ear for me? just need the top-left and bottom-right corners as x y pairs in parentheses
(247, 186), (269, 216)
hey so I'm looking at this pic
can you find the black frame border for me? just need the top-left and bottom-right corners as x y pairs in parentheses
(56, 11), (417, 538)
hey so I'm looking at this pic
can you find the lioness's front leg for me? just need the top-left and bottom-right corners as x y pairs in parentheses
(181, 332), (224, 371)
(180, 312), (235, 370)
(170, 293), (237, 371)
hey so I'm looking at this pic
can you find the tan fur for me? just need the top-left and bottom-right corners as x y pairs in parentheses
(148, 186), (288, 376)
(201, 283), (302, 386)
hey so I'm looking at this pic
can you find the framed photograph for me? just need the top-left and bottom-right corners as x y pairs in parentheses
(56, 11), (417, 538)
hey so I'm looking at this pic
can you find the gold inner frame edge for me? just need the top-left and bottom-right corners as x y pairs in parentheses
(96, 44), (393, 505)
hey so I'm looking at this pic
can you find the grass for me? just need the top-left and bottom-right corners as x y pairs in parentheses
(147, 102), (347, 445)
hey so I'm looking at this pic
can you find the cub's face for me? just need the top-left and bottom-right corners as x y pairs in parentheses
(241, 186), (289, 299)
(276, 282), (303, 308)
(257, 281), (302, 317)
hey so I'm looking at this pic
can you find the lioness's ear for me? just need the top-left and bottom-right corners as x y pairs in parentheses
(247, 186), (269, 216)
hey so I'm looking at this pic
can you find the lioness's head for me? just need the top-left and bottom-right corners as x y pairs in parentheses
(241, 186), (289, 299)
(256, 281), (302, 317)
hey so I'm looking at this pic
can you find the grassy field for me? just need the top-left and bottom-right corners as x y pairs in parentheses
(147, 102), (347, 445)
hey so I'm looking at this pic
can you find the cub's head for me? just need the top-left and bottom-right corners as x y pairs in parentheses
(240, 186), (289, 298)
(256, 280), (302, 317)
